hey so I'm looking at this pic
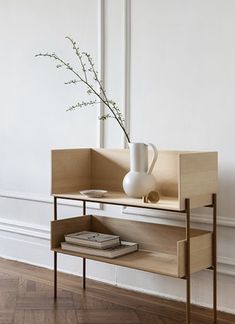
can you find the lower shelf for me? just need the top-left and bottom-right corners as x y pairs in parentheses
(51, 215), (212, 278)
(53, 248), (179, 277)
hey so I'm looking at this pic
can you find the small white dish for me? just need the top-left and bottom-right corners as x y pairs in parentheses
(80, 190), (108, 198)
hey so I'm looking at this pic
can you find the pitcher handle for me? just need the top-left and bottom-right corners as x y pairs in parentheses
(147, 143), (158, 175)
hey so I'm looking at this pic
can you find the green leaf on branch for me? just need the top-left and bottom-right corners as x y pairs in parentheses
(98, 114), (112, 120)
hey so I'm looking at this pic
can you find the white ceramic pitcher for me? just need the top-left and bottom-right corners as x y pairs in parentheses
(122, 143), (158, 198)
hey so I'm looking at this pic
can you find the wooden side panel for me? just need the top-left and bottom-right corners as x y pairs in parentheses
(51, 149), (91, 194)
(152, 151), (179, 198)
(177, 233), (212, 277)
(91, 149), (129, 191)
(91, 149), (179, 198)
(51, 215), (91, 249)
(179, 152), (218, 209)
(90, 216), (209, 254)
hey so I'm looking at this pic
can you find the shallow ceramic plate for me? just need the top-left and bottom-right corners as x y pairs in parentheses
(80, 190), (108, 198)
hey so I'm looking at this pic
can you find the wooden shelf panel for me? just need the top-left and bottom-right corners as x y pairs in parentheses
(53, 248), (179, 278)
(51, 215), (213, 278)
(51, 148), (218, 210)
(53, 191), (181, 211)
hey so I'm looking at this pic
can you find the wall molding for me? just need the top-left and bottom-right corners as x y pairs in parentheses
(123, 0), (131, 148)
(97, 0), (105, 148)
(0, 190), (101, 210)
(0, 216), (234, 277)
(0, 217), (49, 240)
(123, 207), (235, 228)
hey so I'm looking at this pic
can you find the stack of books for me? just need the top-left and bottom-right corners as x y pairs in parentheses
(61, 231), (138, 259)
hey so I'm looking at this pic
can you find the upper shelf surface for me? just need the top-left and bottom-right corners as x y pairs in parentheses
(51, 148), (218, 210)
(53, 191), (180, 211)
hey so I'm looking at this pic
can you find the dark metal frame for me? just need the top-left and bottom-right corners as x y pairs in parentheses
(53, 194), (217, 324)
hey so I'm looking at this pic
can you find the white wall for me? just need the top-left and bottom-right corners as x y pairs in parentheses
(1, 0), (235, 314)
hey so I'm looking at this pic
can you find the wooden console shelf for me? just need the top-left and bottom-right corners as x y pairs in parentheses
(51, 148), (218, 324)
(52, 148), (218, 210)
(51, 215), (212, 278)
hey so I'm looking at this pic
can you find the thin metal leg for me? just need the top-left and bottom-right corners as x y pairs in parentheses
(83, 258), (86, 289)
(54, 197), (57, 299)
(54, 252), (57, 299)
(185, 198), (191, 324)
(83, 201), (86, 215)
(82, 201), (86, 289)
(54, 197), (57, 221)
(212, 193), (217, 323)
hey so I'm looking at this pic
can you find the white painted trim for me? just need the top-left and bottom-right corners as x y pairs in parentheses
(0, 217), (49, 240)
(123, 0), (131, 148)
(0, 190), (101, 210)
(216, 257), (235, 277)
(123, 207), (235, 228)
(219, 256), (235, 266)
(97, 0), (105, 148)
(110, 281), (235, 315)
(0, 190), (51, 204)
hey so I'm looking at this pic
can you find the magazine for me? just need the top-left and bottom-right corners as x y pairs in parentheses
(61, 241), (138, 259)
(65, 231), (120, 249)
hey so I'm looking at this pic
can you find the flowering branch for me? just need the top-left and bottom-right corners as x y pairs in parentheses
(35, 36), (130, 143)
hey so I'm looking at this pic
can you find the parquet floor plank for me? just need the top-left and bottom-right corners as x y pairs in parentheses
(13, 310), (24, 324)
(0, 257), (234, 324)
(75, 309), (139, 324)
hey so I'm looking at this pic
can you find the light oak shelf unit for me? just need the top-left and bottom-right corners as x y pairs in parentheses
(51, 148), (218, 324)
(52, 148), (217, 210)
(51, 215), (212, 278)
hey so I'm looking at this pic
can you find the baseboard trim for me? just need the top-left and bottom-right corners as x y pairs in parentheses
(111, 281), (235, 315)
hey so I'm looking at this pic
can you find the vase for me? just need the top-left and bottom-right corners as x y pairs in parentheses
(122, 142), (158, 198)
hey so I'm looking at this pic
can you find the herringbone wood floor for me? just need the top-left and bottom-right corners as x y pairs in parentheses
(0, 258), (234, 324)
